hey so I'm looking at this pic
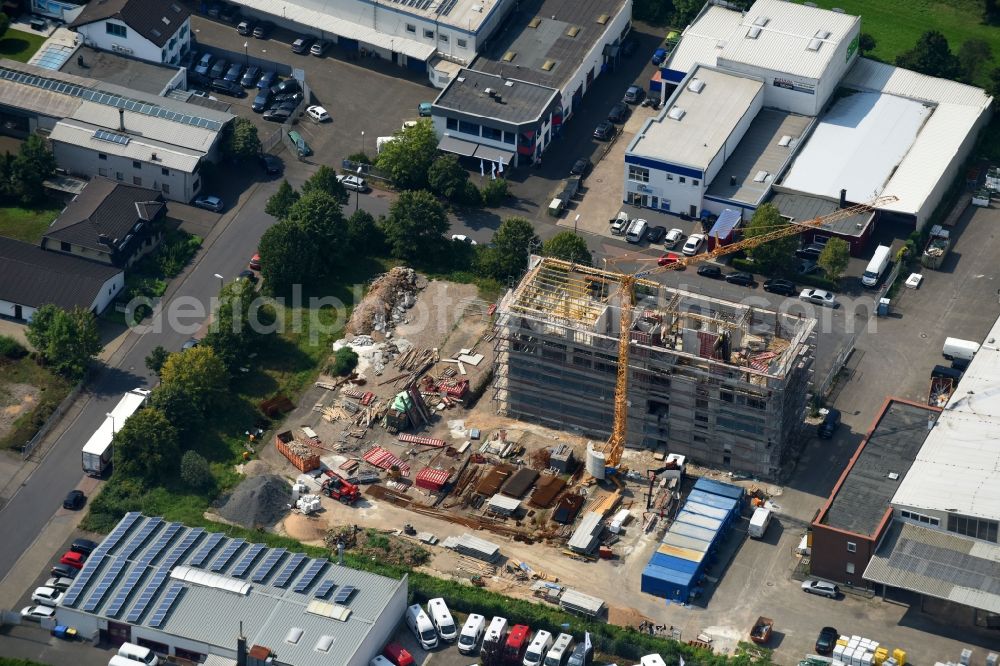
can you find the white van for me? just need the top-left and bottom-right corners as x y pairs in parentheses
(426, 597), (457, 642)
(861, 244), (891, 287)
(544, 633), (575, 666)
(117, 643), (160, 666)
(405, 603), (439, 650)
(370, 657), (395, 666)
(625, 219), (648, 244)
(523, 630), (553, 666)
(748, 507), (772, 539)
(458, 613), (486, 654)
(110, 657), (145, 666)
(943, 337), (980, 361)
(483, 615), (509, 652)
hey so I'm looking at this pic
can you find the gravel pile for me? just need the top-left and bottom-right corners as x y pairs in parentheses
(217, 474), (291, 528)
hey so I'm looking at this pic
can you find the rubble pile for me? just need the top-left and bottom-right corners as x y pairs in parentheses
(347, 267), (421, 336)
(216, 474), (291, 528)
(333, 335), (413, 377)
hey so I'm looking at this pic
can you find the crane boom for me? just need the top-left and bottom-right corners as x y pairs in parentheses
(598, 195), (897, 473)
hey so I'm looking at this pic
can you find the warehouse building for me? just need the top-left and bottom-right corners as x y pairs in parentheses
(56, 514), (408, 665)
(493, 257), (816, 479)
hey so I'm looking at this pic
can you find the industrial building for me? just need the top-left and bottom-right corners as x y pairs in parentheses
(493, 257), (816, 479)
(56, 514), (408, 665)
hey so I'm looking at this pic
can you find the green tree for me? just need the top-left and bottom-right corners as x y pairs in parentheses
(896, 31), (962, 80)
(671, 0), (706, 26)
(0, 334), (26, 359)
(481, 178), (509, 207)
(744, 203), (799, 277)
(258, 219), (315, 294)
(543, 231), (592, 265)
(302, 165), (348, 204)
(990, 67), (1000, 104)
(985, 0), (1000, 25)
(203, 278), (258, 373)
(427, 155), (469, 200)
(12, 135), (56, 205)
(149, 382), (201, 436)
(222, 117), (261, 161)
(112, 408), (178, 482)
(180, 450), (213, 489)
(159, 345), (228, 413)
(145, 345), (170, 376)
(329, 347), (359, 376)
(859, 33), (877, 55)
(375, 121), (438, 190)
(817, 238), (850, 282)
(285, 190), (347, 277)
(476, 217), (539, 282)
(958, 39), (993, 83)
(380, 190), (450, 262)
(0, 13), (9, 40)
(25, 305), (101, 378)
(265, 180), (300, 220)
(346, 209), (383, 255)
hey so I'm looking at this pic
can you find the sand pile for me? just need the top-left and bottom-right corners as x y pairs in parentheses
(346, 267), (420, 335)
(216, 474), (291, 528)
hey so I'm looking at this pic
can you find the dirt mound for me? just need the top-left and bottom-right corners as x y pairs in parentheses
(347, 267), (420, 336)
(216, 474), (290, 528)
(281, 512), (328, 543)
(324, 527), (430, 567)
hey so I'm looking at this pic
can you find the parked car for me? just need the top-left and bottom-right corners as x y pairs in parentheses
(259, 154), (282, 175)
(337, 174), (368, 192)
(59, 551), (85, 569)
(383, 643), (415, 666)
(610, 212), (629, 235)
(664, 227), (683, 248)
(223, 62), (243, 82)
(801, 579), (840, 598)
(237, 19), (255, 36)
(44, 576), (74, 591)
(21, 606), (56, 622)
(652, 47), (668, 65)
(608, 102), (629, 123)
(210, 79), (246, 97)
(270, 100), (299, 114)
(818, 408), (841, 439)
(418, 102), (433, 117)
(62, 489), (85, 510)
(763, 278), (797, 296)
(252, 90), (271, 112)
(272, 91), (303, 105)
(240, 65), (261, 87)
(815, 627), (839, 654)
(193, 195), (224, 212)
(194, 52), (214, 76)
(645, 226), (667, 243)
(624, 85), (646, 104)
(593, 120), (615, 140)
(270, 78), (300, 96)
(208, 58), (228, 80)
(291, 35), (315, 54)
(799, 259), (823, 275)
(697, 264), (723, 279)
(50, 564), (78, 579)
(725, 271), (757, 287)
(181, 339), (199, 351)
(570, 158), (592, 177)
(237, 269), (258, 283)
(799, 288), (837, 307)
(249, 253), (261, 270)
(311, 40), (332, 56)
(681, 233), (705, 256)
(658, 252), (683, 267)
(263, 108), (292, 122)
(253, 21), (274, 38)
(451, 235), (477, 245)
(257, 70), (277, 89)
(32, 586), (65, 607)
(71, 538), (98, 555)
(306, 105), (330, 122)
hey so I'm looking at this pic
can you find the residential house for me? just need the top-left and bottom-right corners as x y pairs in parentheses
(70, 0), (192, 65)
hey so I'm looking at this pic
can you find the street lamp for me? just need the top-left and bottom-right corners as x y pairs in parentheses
(214, 273), (224, 291)
(361, 131), (365, 157)
(574, 214), (580, 235)
(355, 166), (363, 214)
(243, 41), (248, 67)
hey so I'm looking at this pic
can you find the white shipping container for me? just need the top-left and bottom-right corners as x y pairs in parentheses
(833, 645), (845, 661)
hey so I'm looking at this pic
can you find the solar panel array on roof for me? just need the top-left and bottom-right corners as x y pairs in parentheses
(82, 556), (129, 612)
(273, 552), (307, 587)
(137, 522), (182, 567)
(189, 532), (225, 567)
(148, 582), (183, 628)
(105, 565), (149, 618)
(92, 511), (141, 558)
(251, 548), (286, 583)
(230, 543), (267, 578)
(125, 567), (170, 623)
(119, 517), (164, 560)
(293, 559), (326, 592)
(62, 554), (107, 607)
(313, 579), (337, 598)
(333, 585), (356, 604)
(210, 538), (246, 572)
(94, 128), (131, 145)
(160, 527), (204, 570)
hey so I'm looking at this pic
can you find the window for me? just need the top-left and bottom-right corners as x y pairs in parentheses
(133, 176), (142, 186)
(693, 179), (700, 186)
(846, 542), (857, 553)
(695, 398), (709, 410)
(846, 562), (855, 574)
(161, 167), (169, 176)
(458, 120), (480, 136)
(446, 117), (458, 131)
(720, 390), (734, 403)
(98, 167), (108, 177)
(424, 29), (434, 39)
(481, 126), (501, 141)
(406, 24), (416, 33)
(628, 165), (649, 183)
(106, 22), (127, 38)
(503, 131), (515, 145)
(169, 38), (177, 49)
(457, 38), (467, 48)
(947, 513), (999, 543)
(98, 153), (108, 161)
(666, 174), (673, 181)
(132, 161), (141, 169)
(693, 435), (707, 443)
(439, 34), (448, 43)
(161, 183), (170, 194)
(679, 176), (686, 184)
(901, 510), (940, 526)
(116, 172), (124, 181)
(60, 242), (71, 252)
(747, 396), (766, 410)
(180, 25), (187, 37)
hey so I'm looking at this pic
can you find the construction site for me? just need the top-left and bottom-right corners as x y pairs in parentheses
(493, 257), (817, 479)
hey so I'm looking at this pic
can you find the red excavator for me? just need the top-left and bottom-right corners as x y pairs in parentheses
(321, 472), (362, 505)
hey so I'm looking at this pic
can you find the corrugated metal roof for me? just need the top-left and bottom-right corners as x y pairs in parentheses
(665, 5), (743, 75)
(567, 512), (603, 551)
(50, 120), (202, 172)
(844, 57), (993, 108)
(558, 588), (604, 614)
(71, 100), (219, 153)
(717, 0), (859, 80)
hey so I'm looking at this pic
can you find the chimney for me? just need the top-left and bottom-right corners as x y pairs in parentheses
(118, 108), (125, 132)
(839, 188), (847, 209)
(237, 621), (247, 666)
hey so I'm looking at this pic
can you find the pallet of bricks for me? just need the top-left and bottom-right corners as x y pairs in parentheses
(275, 430), (321, 472)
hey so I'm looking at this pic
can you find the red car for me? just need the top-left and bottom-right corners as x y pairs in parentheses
(658, 252), (684, 267)
(59, 551), (86, 569)
(249, 253), (261, 270)
(383, 643), (414, 666)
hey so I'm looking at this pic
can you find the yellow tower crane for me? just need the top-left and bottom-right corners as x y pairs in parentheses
(593, 195), (898, 479)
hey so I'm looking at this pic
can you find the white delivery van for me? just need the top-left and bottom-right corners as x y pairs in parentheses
(640, 655), (667, 666)
(524, 630), (553, 666)
(544, 633), (575, 666)
(371, 657), (395, 666)
(943, 337), (979, 361)
(861, 245), (892, 287)
(458, 613), (486, 654)
(376, 136), (398, 155)
(625, 219), (648, 244)
(483, 616), (509, 652)
(406, 603), (439, 650)
(111, 658), (145, 666)
(117, 643), (160, 666)
(748, 507), (772, 539)
(426, 597), (457, 641)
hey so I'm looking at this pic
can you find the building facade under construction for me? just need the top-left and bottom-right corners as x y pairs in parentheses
(493, 257), (816, 479)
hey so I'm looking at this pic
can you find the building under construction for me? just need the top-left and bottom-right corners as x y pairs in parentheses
(493, 257), (816, 479)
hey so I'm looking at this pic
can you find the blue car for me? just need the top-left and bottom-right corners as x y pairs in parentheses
(257, 70), (276, 89)
(652, 47), (667, 66)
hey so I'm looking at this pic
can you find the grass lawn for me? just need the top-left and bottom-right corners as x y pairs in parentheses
(0, 202), (62, 244)
(798, 0), (1000, 86)
(0, 29), (47, 63)
(0, 355), (74, 451)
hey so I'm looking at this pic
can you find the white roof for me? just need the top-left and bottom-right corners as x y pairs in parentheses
(488, 494), (521, 511)
(843, 57), (992, 108)
(81, 389), (149, 455)
(717, 0), (859, 80)
(71, 100), (220, 153)
(629, 66), (763, 170)
(50, 119), (203, 172)
(664, 5), (742, 74)
(892, 314), (1000, 520)
(781, 92), (929, 201)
